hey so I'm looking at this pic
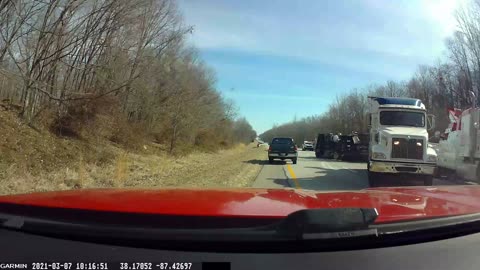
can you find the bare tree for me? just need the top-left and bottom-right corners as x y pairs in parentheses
(0, 0), (253, 153)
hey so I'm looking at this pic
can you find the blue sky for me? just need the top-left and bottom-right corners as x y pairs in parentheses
(177, 0), (464, 134)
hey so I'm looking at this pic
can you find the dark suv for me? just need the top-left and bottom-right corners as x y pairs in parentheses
(268, 137), (298, 164)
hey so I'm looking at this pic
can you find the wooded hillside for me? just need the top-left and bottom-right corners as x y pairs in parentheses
(0, 0), (255, 154)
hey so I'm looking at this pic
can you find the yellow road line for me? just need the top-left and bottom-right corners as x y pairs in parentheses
(286, 164), (301, 189)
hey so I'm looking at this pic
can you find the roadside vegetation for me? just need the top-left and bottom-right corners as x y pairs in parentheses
(0, 0), (257, 194)
(0, 105), (264, 195)
(261, 0), (480, 144)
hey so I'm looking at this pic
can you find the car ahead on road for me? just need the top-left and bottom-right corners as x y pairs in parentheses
(302, 141), (314, 151)
(268, 137), (298, 164)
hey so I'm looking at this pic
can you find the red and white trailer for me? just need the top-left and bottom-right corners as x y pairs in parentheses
(436, 106), (480, 182)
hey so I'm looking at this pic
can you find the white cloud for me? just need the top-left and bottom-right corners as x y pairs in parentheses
(420, 0), (466, 36)
(178, 0), (463, 79)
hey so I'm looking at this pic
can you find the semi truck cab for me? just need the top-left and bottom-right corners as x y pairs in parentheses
(367, 97), (437, 186)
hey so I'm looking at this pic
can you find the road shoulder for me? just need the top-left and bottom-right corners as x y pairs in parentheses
(252, 161), (292, 188)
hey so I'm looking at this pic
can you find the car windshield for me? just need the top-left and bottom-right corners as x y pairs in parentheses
(0, 0), (478, 233)
(380, 111), (425, 127)
(272, 138), (293, 144)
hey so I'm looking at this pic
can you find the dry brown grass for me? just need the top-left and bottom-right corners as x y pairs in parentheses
(118, 143), (267, 188)
(0, 143), (266, 195)
(0, 105), (266, 195)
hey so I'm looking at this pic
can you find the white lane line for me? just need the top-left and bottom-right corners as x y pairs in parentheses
(324, 159), (359, 174)
(322, 160), (333, 170)
(325, 159), (362, 175)
(251, 162), (269, 187)
(347, 169), (358, 174)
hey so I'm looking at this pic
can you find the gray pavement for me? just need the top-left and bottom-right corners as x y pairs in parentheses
(252, 150), (471, 190)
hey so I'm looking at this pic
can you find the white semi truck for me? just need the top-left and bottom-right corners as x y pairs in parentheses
(367, 97), (437, 186)
(436, 95), (480, 182)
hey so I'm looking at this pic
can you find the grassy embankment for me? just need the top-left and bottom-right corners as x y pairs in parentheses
(0, 105), (266, 195)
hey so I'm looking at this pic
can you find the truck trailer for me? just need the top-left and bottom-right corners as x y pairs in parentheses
(436, 95), (480, 182)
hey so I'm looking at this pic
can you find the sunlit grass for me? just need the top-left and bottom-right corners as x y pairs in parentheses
(0, 143), (264, 195)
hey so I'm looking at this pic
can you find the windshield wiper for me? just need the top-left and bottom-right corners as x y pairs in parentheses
(276, 208), (378, 239)
(0, 208), (379, 242)
(5, 207), (480, 252)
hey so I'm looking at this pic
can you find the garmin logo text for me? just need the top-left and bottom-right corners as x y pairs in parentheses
(0, 264), (28, 269)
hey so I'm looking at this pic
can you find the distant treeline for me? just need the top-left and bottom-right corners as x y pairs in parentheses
(261, 0), (480, 145)
(0, 0), (255, 154)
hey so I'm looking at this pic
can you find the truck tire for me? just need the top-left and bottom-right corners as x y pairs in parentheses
(333, 152), (340, 160)
(423, 175), (433, 186)
(268, 158), (273, 164)
(292, 158), (297, 164)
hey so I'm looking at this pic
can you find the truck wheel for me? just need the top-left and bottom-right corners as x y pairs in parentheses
(333, 152), (340, 160)
(292, 158), (297, 164)
(423, 175), (433, 186)
(268, 158), (273, 164)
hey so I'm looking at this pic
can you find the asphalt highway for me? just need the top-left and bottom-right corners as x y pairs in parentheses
(252, 149), (467, 190)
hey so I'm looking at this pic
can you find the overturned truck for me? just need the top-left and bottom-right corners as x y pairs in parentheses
(314, 133), (369, 161)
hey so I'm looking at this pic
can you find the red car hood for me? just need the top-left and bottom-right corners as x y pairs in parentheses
(1, 186), (480, 223)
